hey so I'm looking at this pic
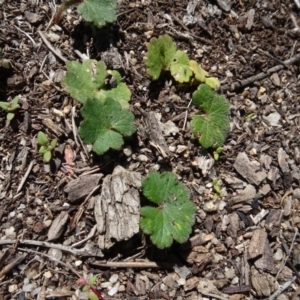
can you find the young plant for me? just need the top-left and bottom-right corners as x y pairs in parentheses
(213, 147), (223, 161)
(78, 97), (136, 155)
(0, 96), (20, 120)
(54, 0), (116, 28)
(37, 131), (57, 163)
(145, 34), (220, 88)
(77, 276), (104, 300)
(191, 84), (230, 149)
(63, 59), (131, 108)
(140, 171), (196, 249)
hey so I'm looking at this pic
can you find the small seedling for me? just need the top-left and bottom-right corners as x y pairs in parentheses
(191, 84), (230, 149)
(63, 59), (131, 108)
(140, 171), (196, 249)
(37, 131), (57, 163)
(212, 178), (222, 196)
(145, 34), (220, 87)
(213, 147), (223, 161)
(54, 0), (116, 28)
(77, 276), (104, 300)
(78, 97), (136, 155)
(0, 96), (20, 120)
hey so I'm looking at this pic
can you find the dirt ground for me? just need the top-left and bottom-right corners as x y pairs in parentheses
(1, 0), (300, 299)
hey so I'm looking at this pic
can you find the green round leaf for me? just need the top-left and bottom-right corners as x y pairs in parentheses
(37, 132), (49, 146)
(79, 98), (136, 155)
(43, 151), (52, 162)
(6, 113), (14, 120)
(145, 34), (177, 80)
(140, 171), (196, 249)
(191, 84), (230, 149)
(170, 50), (193, 83)
(77, 0), (117, 28)
(50, 139), (57, 150)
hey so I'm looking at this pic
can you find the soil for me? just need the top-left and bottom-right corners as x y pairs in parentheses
(1, 0), (300, 299)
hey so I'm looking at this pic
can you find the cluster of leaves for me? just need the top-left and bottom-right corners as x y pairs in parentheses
(63, 59), (136, 155)
(145, 34), (220, 89)
(191, 84), (230, 149)
(0, 96), (20, 120)
(77, 276), (104, 300)
(37, 132), (57, 163)
(54, 0), (116, 28)
(140, 171), (196, 249)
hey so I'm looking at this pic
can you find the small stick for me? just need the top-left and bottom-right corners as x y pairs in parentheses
(91, 261), (174, 269)
(264, 276), (296, 300)
(0, 253), (27, 279)
(221, 52), (300, 92)
(276, 227), (298, 280)
(14, 25), (38, 47)
(17, 160), (35, 193)
(17, 247), (81, 277)
(0, 239), (103, 257)
(38, 31), (67, 63)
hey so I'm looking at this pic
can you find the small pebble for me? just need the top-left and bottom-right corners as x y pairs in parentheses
(137, 154), (148, 162)
(109, 274), (119, 284)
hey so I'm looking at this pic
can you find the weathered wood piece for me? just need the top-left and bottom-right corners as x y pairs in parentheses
(64, 174), (103, 202)
(230, 184), (256, 205)
(248, 228), (267, 259)
(143, 111), (171, 158)
(94, 166), (141, 249)
(48, 211), (69, 241)
(234, 152), (267, 185)
(250, 267), (278, 297)
(42, 118), (65, 137)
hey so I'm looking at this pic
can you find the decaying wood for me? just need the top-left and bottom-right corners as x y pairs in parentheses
(265, 209), (283, 237)
(142, 110), (172, 158)
(91, 261), (173, 269)
(47, 211), (69, 241)
(64, 173), (103, 202)
(0, 253), (27, 279)
(42, 118), (65, 137)
(234, 152), (267, 185)
(250, 267), (278, 297)
(248, 228), (267, 259)
(221, 52), (300, 92)
(230, 184), (256, 205)
(94, 166), (141, 249)
(0, 239), (104, 257)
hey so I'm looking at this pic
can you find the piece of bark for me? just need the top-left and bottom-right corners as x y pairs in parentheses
(42, 118), (65, 137)
(265, 209), (283, 237)
(250, 267), (278, 297)
(254, 236), (276, 273)
(230, 184), (256, 205)
(192, 156), (214, 176)
(64, 174), (103, 202)
(227, 212), (240, 238)
(292, 244), (300, 267)
(234, 152), (267, 185)
(184, 276), (199, 291)
(246, 9), (255, 30)
(143, 110), (172, 158)
(197, 278), (228, 298)
(94, 166), (141, 249)
(248, 228), (267, 259)
(47, 211), (69, 241)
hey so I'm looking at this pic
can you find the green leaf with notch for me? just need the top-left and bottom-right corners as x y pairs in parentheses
(77, 0), (116, 28)
(191, 84), (230, 149)
(140, 172), (196, 249)
(79, 97), (136, 155)
(170, 50), (193, 83)
(145, 35), (177, 80)
(63, 60), (131, 108)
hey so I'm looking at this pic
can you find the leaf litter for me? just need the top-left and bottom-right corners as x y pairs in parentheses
(1, 0), (300, 299)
